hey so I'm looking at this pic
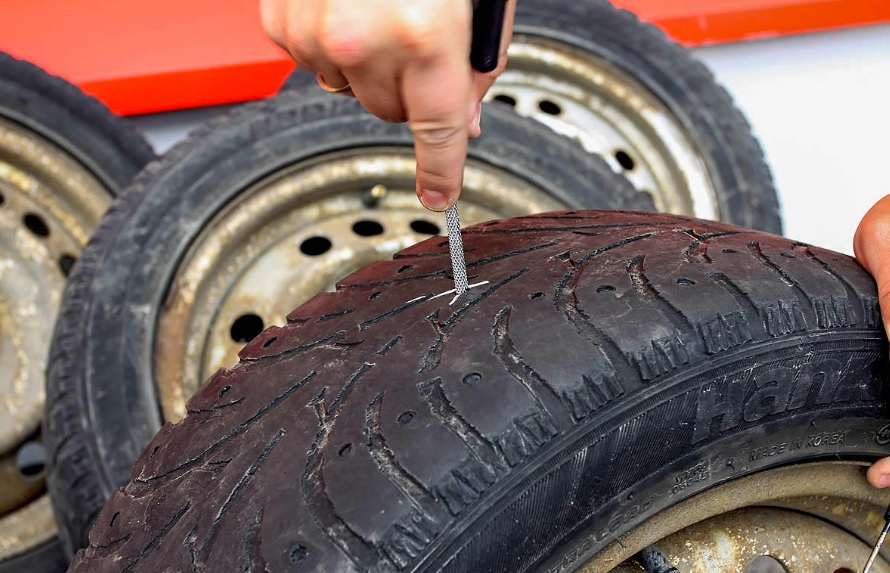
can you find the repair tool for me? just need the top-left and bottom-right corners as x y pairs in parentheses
(863, 500), (890, 573)
(444, 0), (508, 300)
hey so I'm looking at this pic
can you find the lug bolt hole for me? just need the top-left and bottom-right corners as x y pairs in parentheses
(23, 213), (50, 237)
(615, 150), (636, 171)
(300, 236), (332, 256)
(493, 94), (517, 107)
(410, 220), (440, 235)
(230, 313), (265, 343)
(538, 100), (562, 115)
(352, 220), (384, 237)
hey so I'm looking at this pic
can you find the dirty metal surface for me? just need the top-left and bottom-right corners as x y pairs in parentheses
(585, 462), (890, 572)
(0, 116), (110, 560)
(154, 150), (567, 422)
(487, 36), (716, 219)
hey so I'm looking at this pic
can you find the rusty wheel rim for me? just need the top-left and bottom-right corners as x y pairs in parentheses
(581, 462), (890, 572)
(491, 35), (716, 219)
(154, 148), (568, 422)
(0, 116), (111, 559)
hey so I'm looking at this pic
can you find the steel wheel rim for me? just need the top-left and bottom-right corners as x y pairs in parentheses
(575, 462), (890, 572)
(0, 116), (111, 559)
(154, 148), (568, 422)
(492, 34), (717, 219)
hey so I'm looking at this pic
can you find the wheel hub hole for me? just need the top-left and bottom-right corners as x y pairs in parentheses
(410, 220), (440, 235)
(59, 254), (77, 277)
(23, 213), (50, 237)
(16, 441), (45, 478)
(300, 236), (332, 256)
(615, 150), (636, 171)
(230, 313), (265, 343)
(746, 556), (787, 572)
(352, 220), (384, 237)
(538, 99), (562, 115)
(493, 94), (517, 107)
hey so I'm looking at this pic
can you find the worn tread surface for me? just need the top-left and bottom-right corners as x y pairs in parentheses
(44, 91), (649, 558)
(69, 210), (888, 572)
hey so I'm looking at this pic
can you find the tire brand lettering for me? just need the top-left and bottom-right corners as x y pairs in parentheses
(692, 357), (873, 443)
(875, 424), (890, 446)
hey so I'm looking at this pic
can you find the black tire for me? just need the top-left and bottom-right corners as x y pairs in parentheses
(0, 52), (154, 190)
(0, 52), (154, 573)
(283, 0), (781, 233)
(66, 209), (888, 572)
(44, 91), (652, 558)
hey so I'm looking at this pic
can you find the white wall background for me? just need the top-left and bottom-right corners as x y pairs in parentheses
(132, 22), (890, 256)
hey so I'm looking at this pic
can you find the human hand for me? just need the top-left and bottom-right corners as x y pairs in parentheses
(261, 0), (515, 212)
(854, 194), (890, 487)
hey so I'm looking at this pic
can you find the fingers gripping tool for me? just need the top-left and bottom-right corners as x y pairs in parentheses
(443, 0), (508, 303)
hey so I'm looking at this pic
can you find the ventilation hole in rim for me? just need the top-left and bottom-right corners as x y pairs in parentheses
(410, 220), (440, 235)
(300, 236), (332, 256)
(538, 100), (562, 115)
(352, 220), (385, 237)
(397, 411), (416, 425)
(59, 254), (77, 277)
(23, 213), (50, 237)
(833, 569), (855, 573)
(745, 556), (787, 573)
(16, 441), (45, 478)
(615, 150), (636, 171)
(493, 94), (517, 107)
(0, 192), (5, 205)
(230, 314), (265, 344)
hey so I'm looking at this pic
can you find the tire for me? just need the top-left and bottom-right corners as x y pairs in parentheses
(0, 52), (154, 572)
(282, 0), (781, 233)
(44, 92), (652, 557)
(68, 209), (888, 572)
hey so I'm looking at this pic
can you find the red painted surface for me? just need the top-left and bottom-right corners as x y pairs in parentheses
(0, 0), (887, 116)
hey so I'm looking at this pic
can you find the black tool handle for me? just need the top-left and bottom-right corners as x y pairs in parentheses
(470, 0), (509, 73)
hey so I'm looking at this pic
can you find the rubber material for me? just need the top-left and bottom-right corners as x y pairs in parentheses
(44, 91), (651, 557)
(0, 52), (155, 190)
(283, 0), (782, 234)
(0, 52), (154, 573)
(68, 209), (888, 572)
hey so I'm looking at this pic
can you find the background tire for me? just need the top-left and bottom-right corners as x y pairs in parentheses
(284, 0), (781, 233)
(67, 209), (889, 572)
(44, 92), (653, 557)
(0, 52), (154, 572)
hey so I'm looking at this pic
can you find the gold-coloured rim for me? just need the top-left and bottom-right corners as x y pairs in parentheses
(581, 462), (890, 572)
(492, 35), (717, 219)
(154, 148), (568, 422)
(0, 116), (111, 560)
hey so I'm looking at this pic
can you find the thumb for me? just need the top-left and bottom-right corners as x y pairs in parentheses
(854, 194), (890, 333)
(402, 56), (473, 212)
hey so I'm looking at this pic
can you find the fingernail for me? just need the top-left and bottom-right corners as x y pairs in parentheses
(419, 189), (450, 212)
(469, 104), (482, 138)
(880, 474), (890, 488)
